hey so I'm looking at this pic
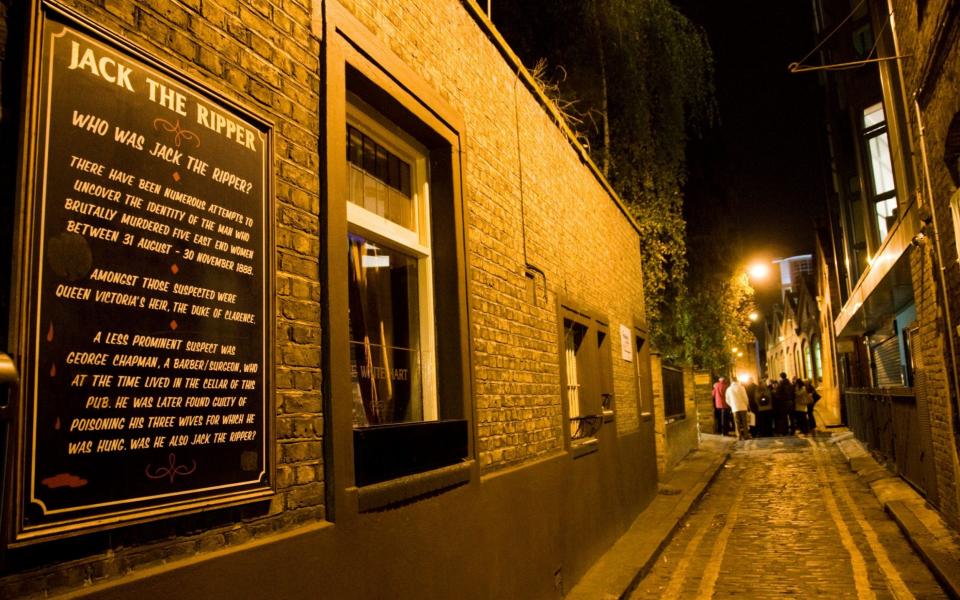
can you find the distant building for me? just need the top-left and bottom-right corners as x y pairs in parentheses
(773, 254), (814, 298)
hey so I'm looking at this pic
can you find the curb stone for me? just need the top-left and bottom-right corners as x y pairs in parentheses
(831, 430), (960, 599)
(565, 435), (736, 600)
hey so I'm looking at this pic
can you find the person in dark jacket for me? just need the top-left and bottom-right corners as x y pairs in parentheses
(755, 379), (775, 437)
(793, 377), (810, 434)
(745, 377), (759, 437)
(806, 380), (821, 432)
(773, 372), (795, 435)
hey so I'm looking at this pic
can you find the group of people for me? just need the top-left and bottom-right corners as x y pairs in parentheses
(711, 372), (821, 440)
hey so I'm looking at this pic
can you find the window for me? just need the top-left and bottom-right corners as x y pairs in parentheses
(340, 86), (469, 492)
(636, 333), (651, 418)
(813, 337), (823, 382)
(564, 320), (587, 432)
(803, 341), (813, 382)
(662, 365), (685, 420)
(347, 103), (436, 427)
(862, 103), (898, 241)
(560, 307), (604, 441)
(597, 322), (614, 418)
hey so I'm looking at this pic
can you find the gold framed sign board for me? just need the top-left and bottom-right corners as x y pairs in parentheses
(10, 2), (275, 541)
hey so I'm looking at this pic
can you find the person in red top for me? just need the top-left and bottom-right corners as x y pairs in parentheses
(712, 377), (730, 435)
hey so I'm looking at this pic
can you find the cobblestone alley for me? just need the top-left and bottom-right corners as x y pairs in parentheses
(629, 435), (948, 599)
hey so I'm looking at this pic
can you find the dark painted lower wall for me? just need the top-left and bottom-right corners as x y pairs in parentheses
(74, 424), (656, 600)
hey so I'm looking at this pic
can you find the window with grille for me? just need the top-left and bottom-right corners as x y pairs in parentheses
(561, 308), (604, 441)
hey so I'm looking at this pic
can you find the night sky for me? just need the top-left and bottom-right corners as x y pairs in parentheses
(676, 0), (828, 261)
(492, 0), (828, 265)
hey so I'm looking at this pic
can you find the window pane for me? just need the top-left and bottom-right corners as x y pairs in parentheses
(565, 323), (582, 420)
(863, 102), (885, 128)
(388, 154), (401, 190)
(376, 144), (389, 182)
(875, 196), (897, 240)
(400, 162), (411, 197)
(349, 165), (364, 207)
(813, 338), (823, 380)
(564, 320), (588, 440)
(363, 172), (380, 215)
(348, 127), (363, 166)
(867, 132), (895, 194)
(348, 234), (423, 426)
(347, 126), (415, 232)
(362, 134), (377, 173)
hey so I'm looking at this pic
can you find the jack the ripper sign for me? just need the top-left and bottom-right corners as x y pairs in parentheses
(15, 7), (274, 539)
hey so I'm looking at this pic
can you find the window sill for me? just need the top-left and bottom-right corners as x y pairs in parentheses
(355, 460), (474, 512)
(353, 419), (468, 486)
(641, 412), (653, 422)
(571, 438), (599, 459)
(603, 409), (615, 423)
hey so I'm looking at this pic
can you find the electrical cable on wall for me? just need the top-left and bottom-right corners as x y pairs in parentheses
(513, 68), (548, 303)
(788, 0), (908, 73)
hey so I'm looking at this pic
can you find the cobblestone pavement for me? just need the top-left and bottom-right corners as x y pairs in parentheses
(629, 435), (947, 599)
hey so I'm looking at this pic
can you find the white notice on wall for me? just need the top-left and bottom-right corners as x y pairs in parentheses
(620, 324), (633, 361)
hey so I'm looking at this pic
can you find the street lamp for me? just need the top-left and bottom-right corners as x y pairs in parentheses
(747, 262), (771, 281)
(748, 311), (760, 322)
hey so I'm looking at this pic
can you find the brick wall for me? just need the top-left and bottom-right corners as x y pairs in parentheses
(650, 357), (698, 475)
(662, 365), (698, 471)
(0, 0), (652, 596)
(336, 0), (646, 470)
(650, 353), (665, 473)
(891, 0), (960, 528)
(694, 370), (713, 433)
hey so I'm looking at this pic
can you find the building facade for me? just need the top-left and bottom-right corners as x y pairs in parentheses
(813, 0), (960, 528)
(0, 1), (660, 597)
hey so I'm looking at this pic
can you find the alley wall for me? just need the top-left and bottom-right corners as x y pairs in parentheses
(891, 0), (960, 528)
(0, 0), (657, 597)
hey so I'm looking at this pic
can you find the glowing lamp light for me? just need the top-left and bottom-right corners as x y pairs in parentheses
(737, 373), (750, 383)
(747, 262), (770, 280)
(731, 347), (738, 353)
(748, 311), (760, 321)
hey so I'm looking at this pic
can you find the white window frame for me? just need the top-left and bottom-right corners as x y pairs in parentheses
(346, 99), (438, 421)
(862, 102), (898, 243)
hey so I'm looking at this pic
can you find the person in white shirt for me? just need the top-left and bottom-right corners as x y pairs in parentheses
(725, 379), (752, 440)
